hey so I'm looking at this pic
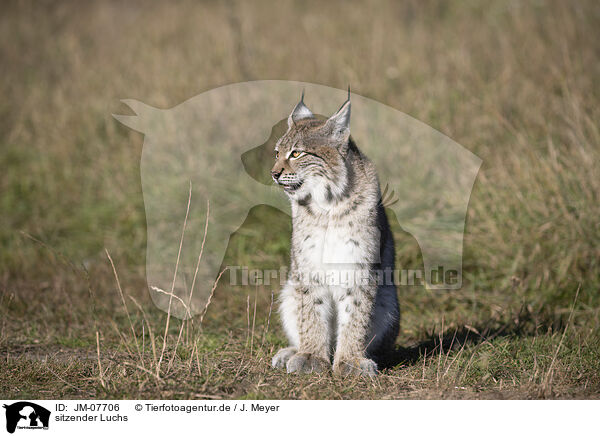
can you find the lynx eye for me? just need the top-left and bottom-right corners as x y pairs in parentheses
(290, 150), (303, 159)
(275, 150), (279, 159)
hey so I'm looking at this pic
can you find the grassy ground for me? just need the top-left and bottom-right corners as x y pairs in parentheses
(1, 0), (599, 399)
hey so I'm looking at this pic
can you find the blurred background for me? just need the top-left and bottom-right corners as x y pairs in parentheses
(1, 0), (599, 399)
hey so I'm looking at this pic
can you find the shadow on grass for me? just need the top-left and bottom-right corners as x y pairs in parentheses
(379, 305), (567, 370)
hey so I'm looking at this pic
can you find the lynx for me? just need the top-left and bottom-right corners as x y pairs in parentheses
(270, 92), (400, 376)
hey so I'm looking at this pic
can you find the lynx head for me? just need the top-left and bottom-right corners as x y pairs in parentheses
(271, 92), (353, 203)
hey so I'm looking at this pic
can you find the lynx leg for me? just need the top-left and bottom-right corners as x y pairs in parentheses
(278, 281), (300, 347)
(272, 281), (299, 369)
(333, 285), (377, 376)
(286, 285), (332, 374)
(272, 281), (331, 373)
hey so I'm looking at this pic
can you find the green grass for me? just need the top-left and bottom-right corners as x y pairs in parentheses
(1, 0), (600, 399)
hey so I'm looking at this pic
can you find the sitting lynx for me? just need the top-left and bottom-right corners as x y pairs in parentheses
(271, 92), (400, 376)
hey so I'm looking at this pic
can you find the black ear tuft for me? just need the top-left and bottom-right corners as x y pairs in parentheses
(324, 94), (351, 141)
(288, 92), (314, 127)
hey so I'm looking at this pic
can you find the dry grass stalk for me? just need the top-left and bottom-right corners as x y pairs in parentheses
(157, 180), (193, 377)
(105, 248), (142, 363)
(96, 330), (106, 389)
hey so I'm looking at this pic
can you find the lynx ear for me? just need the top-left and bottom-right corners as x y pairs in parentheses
(288, 91), (314, 127)
(324, 93), (351, 142)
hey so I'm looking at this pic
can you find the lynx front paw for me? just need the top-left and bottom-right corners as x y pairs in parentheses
(286, 352), (329, 374)
(333, 357), (378, 377)
(272, 347), (298, 369)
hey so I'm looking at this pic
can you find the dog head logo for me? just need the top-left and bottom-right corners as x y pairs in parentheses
(114, 81), (481, 319)
(3, 402), (50, 433)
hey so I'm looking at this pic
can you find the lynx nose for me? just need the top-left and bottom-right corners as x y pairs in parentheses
(271, 168), (283, 181)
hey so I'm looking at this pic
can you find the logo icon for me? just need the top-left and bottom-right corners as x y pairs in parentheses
(3, 402), (50, 434)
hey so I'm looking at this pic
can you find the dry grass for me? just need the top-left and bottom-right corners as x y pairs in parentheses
(1, 0), (599, 399)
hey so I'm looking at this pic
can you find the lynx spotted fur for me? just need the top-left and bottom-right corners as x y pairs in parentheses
(270, 92), (399, 376)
